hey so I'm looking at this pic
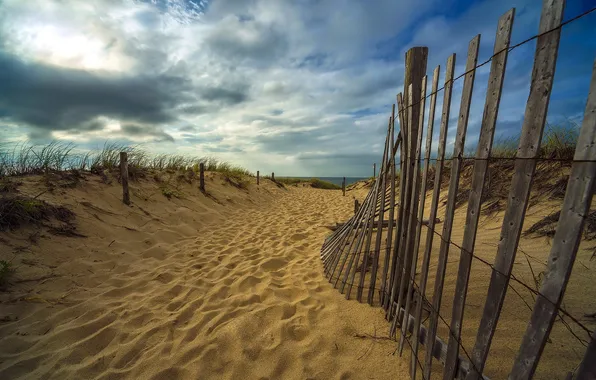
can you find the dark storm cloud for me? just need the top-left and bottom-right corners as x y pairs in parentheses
(203, 16), (289, 67)
(121, 124), (175, 142)
(0, 51), (251, 139)
(202, 85), (250, 105)
(0, 51), (189, 129)
(178, 125), (197, 132)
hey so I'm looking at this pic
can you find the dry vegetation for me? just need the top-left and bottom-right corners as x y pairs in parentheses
(275, 177), (342, 190)
(0, 142), (256, 256)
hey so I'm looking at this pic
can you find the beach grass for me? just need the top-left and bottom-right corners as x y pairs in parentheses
(0, 142), (254, 182)
(276, 177), (341, 190)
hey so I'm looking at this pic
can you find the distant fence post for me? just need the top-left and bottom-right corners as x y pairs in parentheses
(272, 172), (275, 181)
(120, 152), (130, 205)
(199, 162), (205, 192)
(354, 199), (359, 214)
(373, 163), (376, 177)
(257, 170), (260, 185)
(342, 177), (346, 196)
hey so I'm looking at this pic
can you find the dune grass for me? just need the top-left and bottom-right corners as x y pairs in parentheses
(0, 195), (75, 231)
(275, 177), (341, 190)
(0, 142), (254, 186)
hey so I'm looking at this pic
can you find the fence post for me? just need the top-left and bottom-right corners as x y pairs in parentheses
(120, 152), (130, 205)
(373, 163), (376, 177)
(393, 46), (428, 320)
(354, 199), (359, 214)
(257, 170), (260, 185)
(342, 177), (346, 196)
(272, 172), (275, 181)
(199, 162), (205, 192)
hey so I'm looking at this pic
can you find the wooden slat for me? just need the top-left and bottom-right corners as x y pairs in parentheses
(466, 1), (565, 377)
(575, 330), (596, 380)
(388, 89), (414, 322)
(397, 75), (428, 350)
(398, 47), (429, 319)
(380, 107), (398, 305)
(391, 83), (420, 336)
(346, 126), (391, 299)
(371, 114), (395, 305)
(385, 94), (409, 314)
(424, 34), (480, 380)
(509, 58), (596, 380)
(333, 184), (379, 289)
(442, 9), (515, 380)
(404, 65), (440, 373)
(391, 302), (491, 380)
(359, 119), (392, 302)
(416, 56), (456, 371)
(326, 183), (377, 275)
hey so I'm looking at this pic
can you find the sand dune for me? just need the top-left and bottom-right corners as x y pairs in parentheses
(0, 174), (407, 379)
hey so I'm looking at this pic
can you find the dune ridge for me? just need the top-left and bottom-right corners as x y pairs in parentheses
(0, 173), (407, 379)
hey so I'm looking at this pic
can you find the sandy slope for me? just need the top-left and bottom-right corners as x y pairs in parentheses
(0, 174), (407, 379)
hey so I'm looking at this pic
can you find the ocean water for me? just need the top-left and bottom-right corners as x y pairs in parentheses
(279, 177), (369, 186)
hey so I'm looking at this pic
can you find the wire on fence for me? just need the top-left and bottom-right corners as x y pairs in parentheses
(391, 6), (596, 118)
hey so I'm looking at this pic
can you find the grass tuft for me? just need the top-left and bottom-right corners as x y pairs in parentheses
(0, 260), (12, 286)
(0, 195), (75, 231)
(276, 177), (341, 190)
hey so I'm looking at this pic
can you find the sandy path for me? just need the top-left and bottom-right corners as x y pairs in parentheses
(0, 182), (407, 379)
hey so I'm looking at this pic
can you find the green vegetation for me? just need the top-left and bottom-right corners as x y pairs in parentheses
(0, 142), (254, 185)
(276, 177), (341, 190)
(424, 123), (580, 215)
(0, 195), (75, 230)
(0, 260), (12, 286)
(160, 186), (182, 199)
(491, 122), (579, 159)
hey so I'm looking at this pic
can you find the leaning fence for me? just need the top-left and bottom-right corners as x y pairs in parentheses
(320, 1), (596, 379)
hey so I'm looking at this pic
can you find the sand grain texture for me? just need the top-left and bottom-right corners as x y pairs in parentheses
(0, 175), (407, 380)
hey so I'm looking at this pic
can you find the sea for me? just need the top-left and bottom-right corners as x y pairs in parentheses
(278, 177), (369, 186)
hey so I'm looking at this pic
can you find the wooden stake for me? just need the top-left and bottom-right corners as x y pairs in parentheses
(199, 162), (205, 192)
(386, 95), (409, 315)
(443, 10), (514, 380)
(373, 163), (376, 177)
(467, 1), (565, 377)
(120, 152), (130, 205)
(354, 199), (359, 214)
(418, 53), (455, 376)
(425, 34), (480, 380)
(272, 172), (275, 181)
(257, 170), (260, 185)
(395, 74), (428, 344)
(342, 177), (346, 196)
(380, 108), (398, 307)
(510, 56), (596, 380)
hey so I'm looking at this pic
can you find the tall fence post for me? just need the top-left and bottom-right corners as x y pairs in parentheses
(120, 152), (130, 205)
(354, 199), (359, 214)
(199, 162), (205, 192)
(272, 172), (275, 181)
(257, 170), (260, 185)
(373, 163), (376, 177)
(392, 46), (428, 325)
(342, 177), (346, 196)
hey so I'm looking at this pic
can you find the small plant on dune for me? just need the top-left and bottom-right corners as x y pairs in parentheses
(0, 195), (75, 230)
(160, 186), (182, 200)
(310, 178), (341, 190)
(276, 177), (341, 190)
(0, 177), (21, 193)
(0, 260), (13, 286)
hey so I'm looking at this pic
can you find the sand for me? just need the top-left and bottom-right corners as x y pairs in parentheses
(0, 173), (408, 380)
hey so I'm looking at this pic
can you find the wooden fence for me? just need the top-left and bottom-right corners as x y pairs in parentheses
(320, 1), (596, 378)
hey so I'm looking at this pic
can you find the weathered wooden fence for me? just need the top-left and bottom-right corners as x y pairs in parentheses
(321, 1), (596, 378)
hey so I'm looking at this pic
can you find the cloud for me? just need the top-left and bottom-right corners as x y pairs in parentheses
(121, 123), (175, 142)
(0, 0), (593, 176)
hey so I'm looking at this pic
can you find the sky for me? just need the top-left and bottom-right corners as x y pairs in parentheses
(0, 0), (594, 177)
